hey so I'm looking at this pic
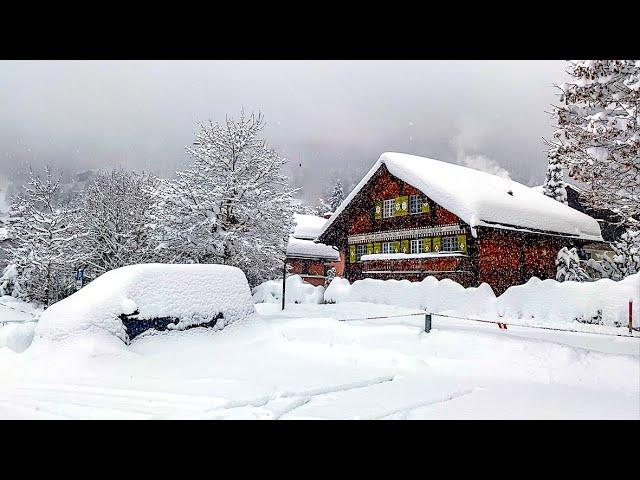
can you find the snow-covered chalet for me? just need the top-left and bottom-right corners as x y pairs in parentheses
(286, 213), (342, 286)
(317, 152), (604, 295)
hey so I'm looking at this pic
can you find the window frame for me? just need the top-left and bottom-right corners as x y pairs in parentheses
(441, 235), (460, 252)
(409, 195), (424, 215)
(383, 199), (395, 219)
(410, 239), (423, 254)
(356, 244), (367, 261)
(381, 242), (392, 254)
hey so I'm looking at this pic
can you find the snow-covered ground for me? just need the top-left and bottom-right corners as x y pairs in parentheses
(0, 301), (637, 419)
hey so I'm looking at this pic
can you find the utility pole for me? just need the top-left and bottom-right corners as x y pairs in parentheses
(281, 259), (287, 311)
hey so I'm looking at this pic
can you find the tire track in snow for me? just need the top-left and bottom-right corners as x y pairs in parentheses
(202, 376), (396, 419)
(271, 376), (396, 419)
(375, 388), (478, 420)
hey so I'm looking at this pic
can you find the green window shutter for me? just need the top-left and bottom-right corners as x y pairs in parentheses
(394, 195), (409, 216)
(349, 245), (356, 263)
(421, 199), (430, 213)
(374, 242), (381, 254)
(374, 200), (382, 220)
(400, 240), (409, 254)
(422, 238), (432, 253)
(432, 237), (441, 252)
(366, 243), (374, 255)
(457, 234), (467, 253)
(391, 240), (401, 253)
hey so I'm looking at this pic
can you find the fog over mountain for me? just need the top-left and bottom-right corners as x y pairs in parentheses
(0, 60), (568, 203)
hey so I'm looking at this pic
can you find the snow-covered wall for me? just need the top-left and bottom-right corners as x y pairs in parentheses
(325, 274), (639, 329)
(252, 275), (325, 305)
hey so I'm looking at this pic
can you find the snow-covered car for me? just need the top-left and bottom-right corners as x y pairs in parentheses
(34, 264), (255, 344)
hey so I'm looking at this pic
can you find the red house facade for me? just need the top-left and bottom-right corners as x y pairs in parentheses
(286, 214), (342, 286)
(318, 153), (604, 295)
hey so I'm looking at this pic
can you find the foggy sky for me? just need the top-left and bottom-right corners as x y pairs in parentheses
(0, 60), (568, 202)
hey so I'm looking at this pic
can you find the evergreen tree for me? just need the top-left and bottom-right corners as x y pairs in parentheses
(546, 60), (640, 226)
(556, 247), (590, 282)
(542, 150), (568, 204)
(601, 229), (640, 280)
(2, 167), (80, 305)
(148, 111), (297, 286)
(327, 177), (345, 212)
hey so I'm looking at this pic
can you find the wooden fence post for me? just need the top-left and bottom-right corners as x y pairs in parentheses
(629, 299), (633, 335)
(425, 313), (432, 333)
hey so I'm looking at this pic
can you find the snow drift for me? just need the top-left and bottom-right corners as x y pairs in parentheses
(34, 264), (255, 344)
(252, 275), (325, 305)
(325, 274), (639, 328)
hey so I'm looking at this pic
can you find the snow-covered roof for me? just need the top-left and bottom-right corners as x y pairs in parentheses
(319, 152), (603, 242)
(292, 214), (328, 240)
(286, 214), (339, 261)
(286, 236), (339, 261)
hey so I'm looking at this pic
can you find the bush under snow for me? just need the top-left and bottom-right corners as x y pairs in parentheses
(325, 274), (639, 329)
(34, 264), (255, 344)
(497, 274), (639, 327)
(252, 275), (325, 305)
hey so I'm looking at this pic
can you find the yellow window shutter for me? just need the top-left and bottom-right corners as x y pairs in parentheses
(374, 242), (381, 254)
(366, 243), (374, 255)
(349, 245), (356, 263)
(432, 237), (441, 252)
(422, 238), (432, 252)
(374, 200), (382, 220)
(457, 234), (467, 253)
(392, 240), (401, 253)
(401, 240), (409, 254)
(421, 199), (430, 213)
(395, 196), (408, 216)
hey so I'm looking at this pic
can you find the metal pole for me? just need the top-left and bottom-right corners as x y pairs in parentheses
(281, 259), (287, 311)
(424, 313), (432, 333)
(629, 300), (633, 335)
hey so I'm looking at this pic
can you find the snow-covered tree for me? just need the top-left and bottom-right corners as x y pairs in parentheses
(148, 111), (297, 286)
(75, 169), (159, 279)
(327, 177), (345, 212)
(601, 228), (640, 280)
(2, 167), (80, 305)
(556, 247), (590, 282)
(545, 60), (640, 226)
(542, 150), (568, 204)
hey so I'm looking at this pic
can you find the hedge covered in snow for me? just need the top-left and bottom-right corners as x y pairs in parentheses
(252, 275), (325, 305)
(324, 274), (639, 328)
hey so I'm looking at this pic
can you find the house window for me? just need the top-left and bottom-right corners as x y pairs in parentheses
(409, 195), (424, 214)
(441, 236), (460, 252)
(382, 242), (392, 254)
(356, 244), (366, 261)
(410, 239), (423, 254)
(383, 199), (395, 218)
